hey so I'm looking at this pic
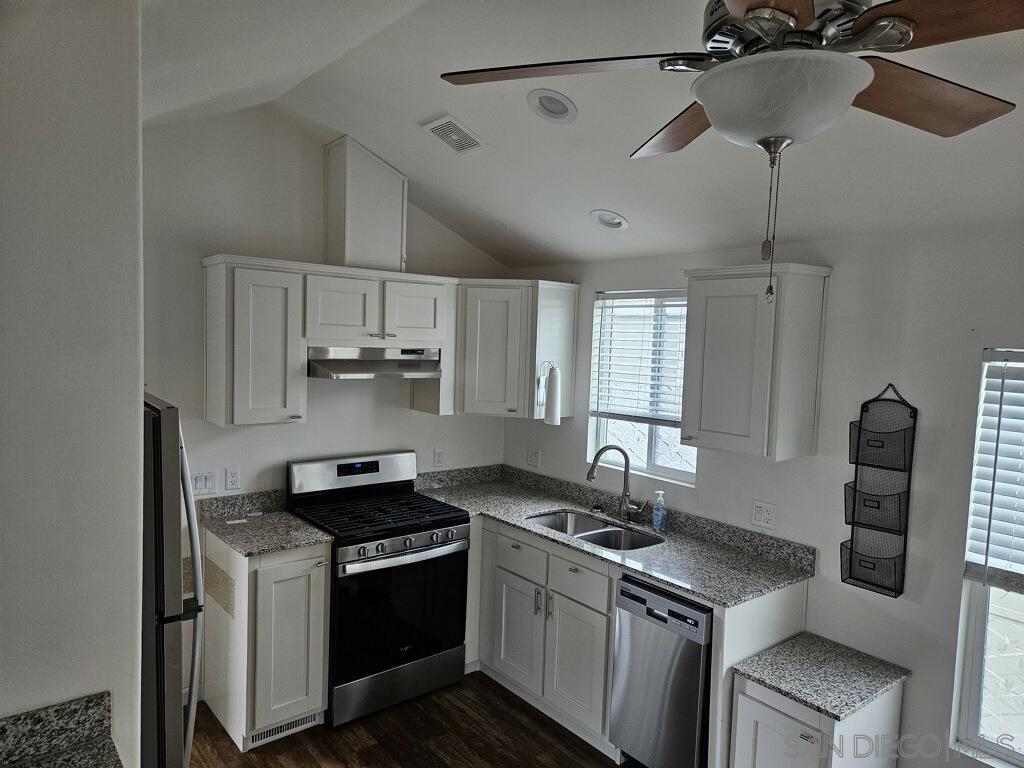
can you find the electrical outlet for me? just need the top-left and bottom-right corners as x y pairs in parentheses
(224, 468), (240, 491)
(191, 471), (217, 496)
(752, 500), (778, 531)
(527, 446), (541, 468)
(433, 449), (444, 468)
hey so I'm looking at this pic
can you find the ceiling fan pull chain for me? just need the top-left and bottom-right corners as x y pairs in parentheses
(763, 150), (782, 304)
(761, 154), (776, 262)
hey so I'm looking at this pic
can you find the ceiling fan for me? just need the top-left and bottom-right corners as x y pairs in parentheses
(440, 0), (1021, 158)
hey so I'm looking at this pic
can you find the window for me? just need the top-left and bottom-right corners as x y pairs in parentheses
(588, 290), (696, 484)
(959, 350), (1024, 765)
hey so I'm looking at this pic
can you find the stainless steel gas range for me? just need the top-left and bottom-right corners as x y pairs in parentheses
(286, 450), (470, 726)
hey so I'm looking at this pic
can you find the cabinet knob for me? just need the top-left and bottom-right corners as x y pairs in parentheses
(368, 333), (383, 338)
(568, 566), (580, 574)
(386, 333), (398, 338)
(288, 415), (302, 420)
(510, 543), (521, 550)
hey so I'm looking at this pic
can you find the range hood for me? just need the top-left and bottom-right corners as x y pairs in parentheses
(308, 346), (441, 380)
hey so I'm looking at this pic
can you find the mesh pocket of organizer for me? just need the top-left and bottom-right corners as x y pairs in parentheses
(841, 527), (906, 598)
(848, 398), (917, 471)
(844, 466), (910, 535)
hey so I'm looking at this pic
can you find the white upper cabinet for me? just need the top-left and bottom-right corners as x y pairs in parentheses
(682, 264), (830, 461)
(325, 136), (407, 272)
(463, 286), (526, 416)
(384, 281), (446, 342)
(227, 267), (305, 426)
(305, 275), (381, 341)
(460, 280), (578, 420)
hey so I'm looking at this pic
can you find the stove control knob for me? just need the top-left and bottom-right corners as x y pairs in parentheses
(356, 545), (368, 558)
(375, 542), (387, 554)
(404, 537), (414, 548)
(446, 529), (457, 541)
(431, 532), (441, 543)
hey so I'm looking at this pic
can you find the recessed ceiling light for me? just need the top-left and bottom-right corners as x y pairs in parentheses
(527, 89), (578, 124)
(589, 209), (629, 231)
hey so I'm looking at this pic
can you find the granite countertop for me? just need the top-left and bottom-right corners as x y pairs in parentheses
(0, 692), (122, 768)
(199, 491), (332, 557)
(423, 480), (813, 607)
(733, 632), (909, 720)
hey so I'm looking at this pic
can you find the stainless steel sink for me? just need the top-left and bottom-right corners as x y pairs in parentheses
(576, 528), (664, 551)
(528, 510), (609, 536)
(529, 509), (663, 553)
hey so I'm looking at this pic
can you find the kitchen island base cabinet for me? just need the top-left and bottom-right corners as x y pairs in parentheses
(731, 676), (903, 768)
(203, 532), (330, 751)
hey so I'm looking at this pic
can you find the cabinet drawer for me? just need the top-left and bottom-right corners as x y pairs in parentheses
(495, 533), (547, 584)
(548, 555), (609, 614)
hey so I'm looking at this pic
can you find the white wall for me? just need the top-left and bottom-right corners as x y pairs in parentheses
(504, 226), (1024, 766)
(0, 2), (143, 765)
(143, 105), (509, 490)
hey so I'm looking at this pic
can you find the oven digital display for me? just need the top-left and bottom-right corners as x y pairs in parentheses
(337, 460), (380, 477)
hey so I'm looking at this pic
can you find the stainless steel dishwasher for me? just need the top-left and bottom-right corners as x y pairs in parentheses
(609, 577), (713, 768)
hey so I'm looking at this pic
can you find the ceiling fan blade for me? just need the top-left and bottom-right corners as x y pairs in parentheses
(631, 103), (712, 158)
(724, 0), (815, 28)
(853, 57), (1015, 137)
(852, 0), (1024, 50)
(441, 52), (701, 85)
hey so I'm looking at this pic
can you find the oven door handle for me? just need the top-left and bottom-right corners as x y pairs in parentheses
(338, 539), (469, 576)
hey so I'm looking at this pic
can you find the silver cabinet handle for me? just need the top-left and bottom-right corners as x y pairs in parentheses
(368, 332), (383, 337)
(568, 566), (580, 574)
(288, 414), (302, 420)
(799, 733), (816, 744)
(507, 408), (517, 413)
(314, 560), (327, 568)
(386, 333), (398, 337)
(510, 543), (521, 550)
(534, 587), (542, 615)
(680, 435), (697, 442)
(546, 593), (554, 619)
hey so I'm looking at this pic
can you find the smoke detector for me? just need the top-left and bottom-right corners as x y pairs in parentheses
(422, 114), (483, 154)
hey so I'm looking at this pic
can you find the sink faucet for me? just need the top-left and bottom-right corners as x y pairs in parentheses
(586, 445), (650, 523)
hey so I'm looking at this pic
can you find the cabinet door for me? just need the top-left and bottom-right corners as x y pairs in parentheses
(464, 287), (524, 416)
(305, 275), (381, 340)
(253, 557), (326, 729)
(384, 281), (446, 342)
(543, 592), (608, 734)
(682, 276), (776, 455)
(491, 567), (546, 696)
(732, 694), (822, 768)
(233, 268), (305, 425)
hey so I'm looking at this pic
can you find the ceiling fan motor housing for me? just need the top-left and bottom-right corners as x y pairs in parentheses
(702, 0), (871, 57)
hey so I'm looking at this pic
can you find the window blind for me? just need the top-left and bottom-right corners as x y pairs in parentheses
(965, 350), (1024, 593)
(590, 290), (686, 428)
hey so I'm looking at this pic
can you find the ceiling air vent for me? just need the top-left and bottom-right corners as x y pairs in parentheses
(423, 114), (482, 154)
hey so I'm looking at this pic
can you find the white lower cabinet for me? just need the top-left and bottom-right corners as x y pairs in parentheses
(731, 676), (903, 768)
(491, 567), (546, 695)
(543, 591), (608, 734)
(203, 532), (330, 751)
(732, 693), (822, 768)
(480, 523), (614, 753)
(253, 556), (326, 729)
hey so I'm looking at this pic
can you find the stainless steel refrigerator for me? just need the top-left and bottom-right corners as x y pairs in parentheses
(142, 394), (204, 768)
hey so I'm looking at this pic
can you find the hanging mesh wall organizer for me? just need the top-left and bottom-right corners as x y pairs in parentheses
(840, 384), (917, 598)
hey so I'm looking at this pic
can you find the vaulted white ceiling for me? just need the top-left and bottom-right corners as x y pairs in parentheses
(145, 0), (1024, 267)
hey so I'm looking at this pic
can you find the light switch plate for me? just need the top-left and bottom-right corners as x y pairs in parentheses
(433, 449), (444, 469)
(752, 500), (777, 531)
(192, 471), (216, 496)
(527, 447), (541, 468)
(224, 468), (240, 491)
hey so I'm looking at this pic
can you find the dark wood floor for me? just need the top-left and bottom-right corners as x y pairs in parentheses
(192, 672), (617, 768)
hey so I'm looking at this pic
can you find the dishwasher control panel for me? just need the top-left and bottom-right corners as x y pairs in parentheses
(616, 578), (712, 645)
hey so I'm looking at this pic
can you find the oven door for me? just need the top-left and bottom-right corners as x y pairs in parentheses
(331, 540), (468, 723)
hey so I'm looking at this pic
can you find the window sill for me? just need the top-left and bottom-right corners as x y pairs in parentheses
(952, 739), (1024, 768)
(589, 461), (695, 490)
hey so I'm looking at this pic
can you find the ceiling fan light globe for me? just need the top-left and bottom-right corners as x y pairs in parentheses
(690, 50), (874, 148)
